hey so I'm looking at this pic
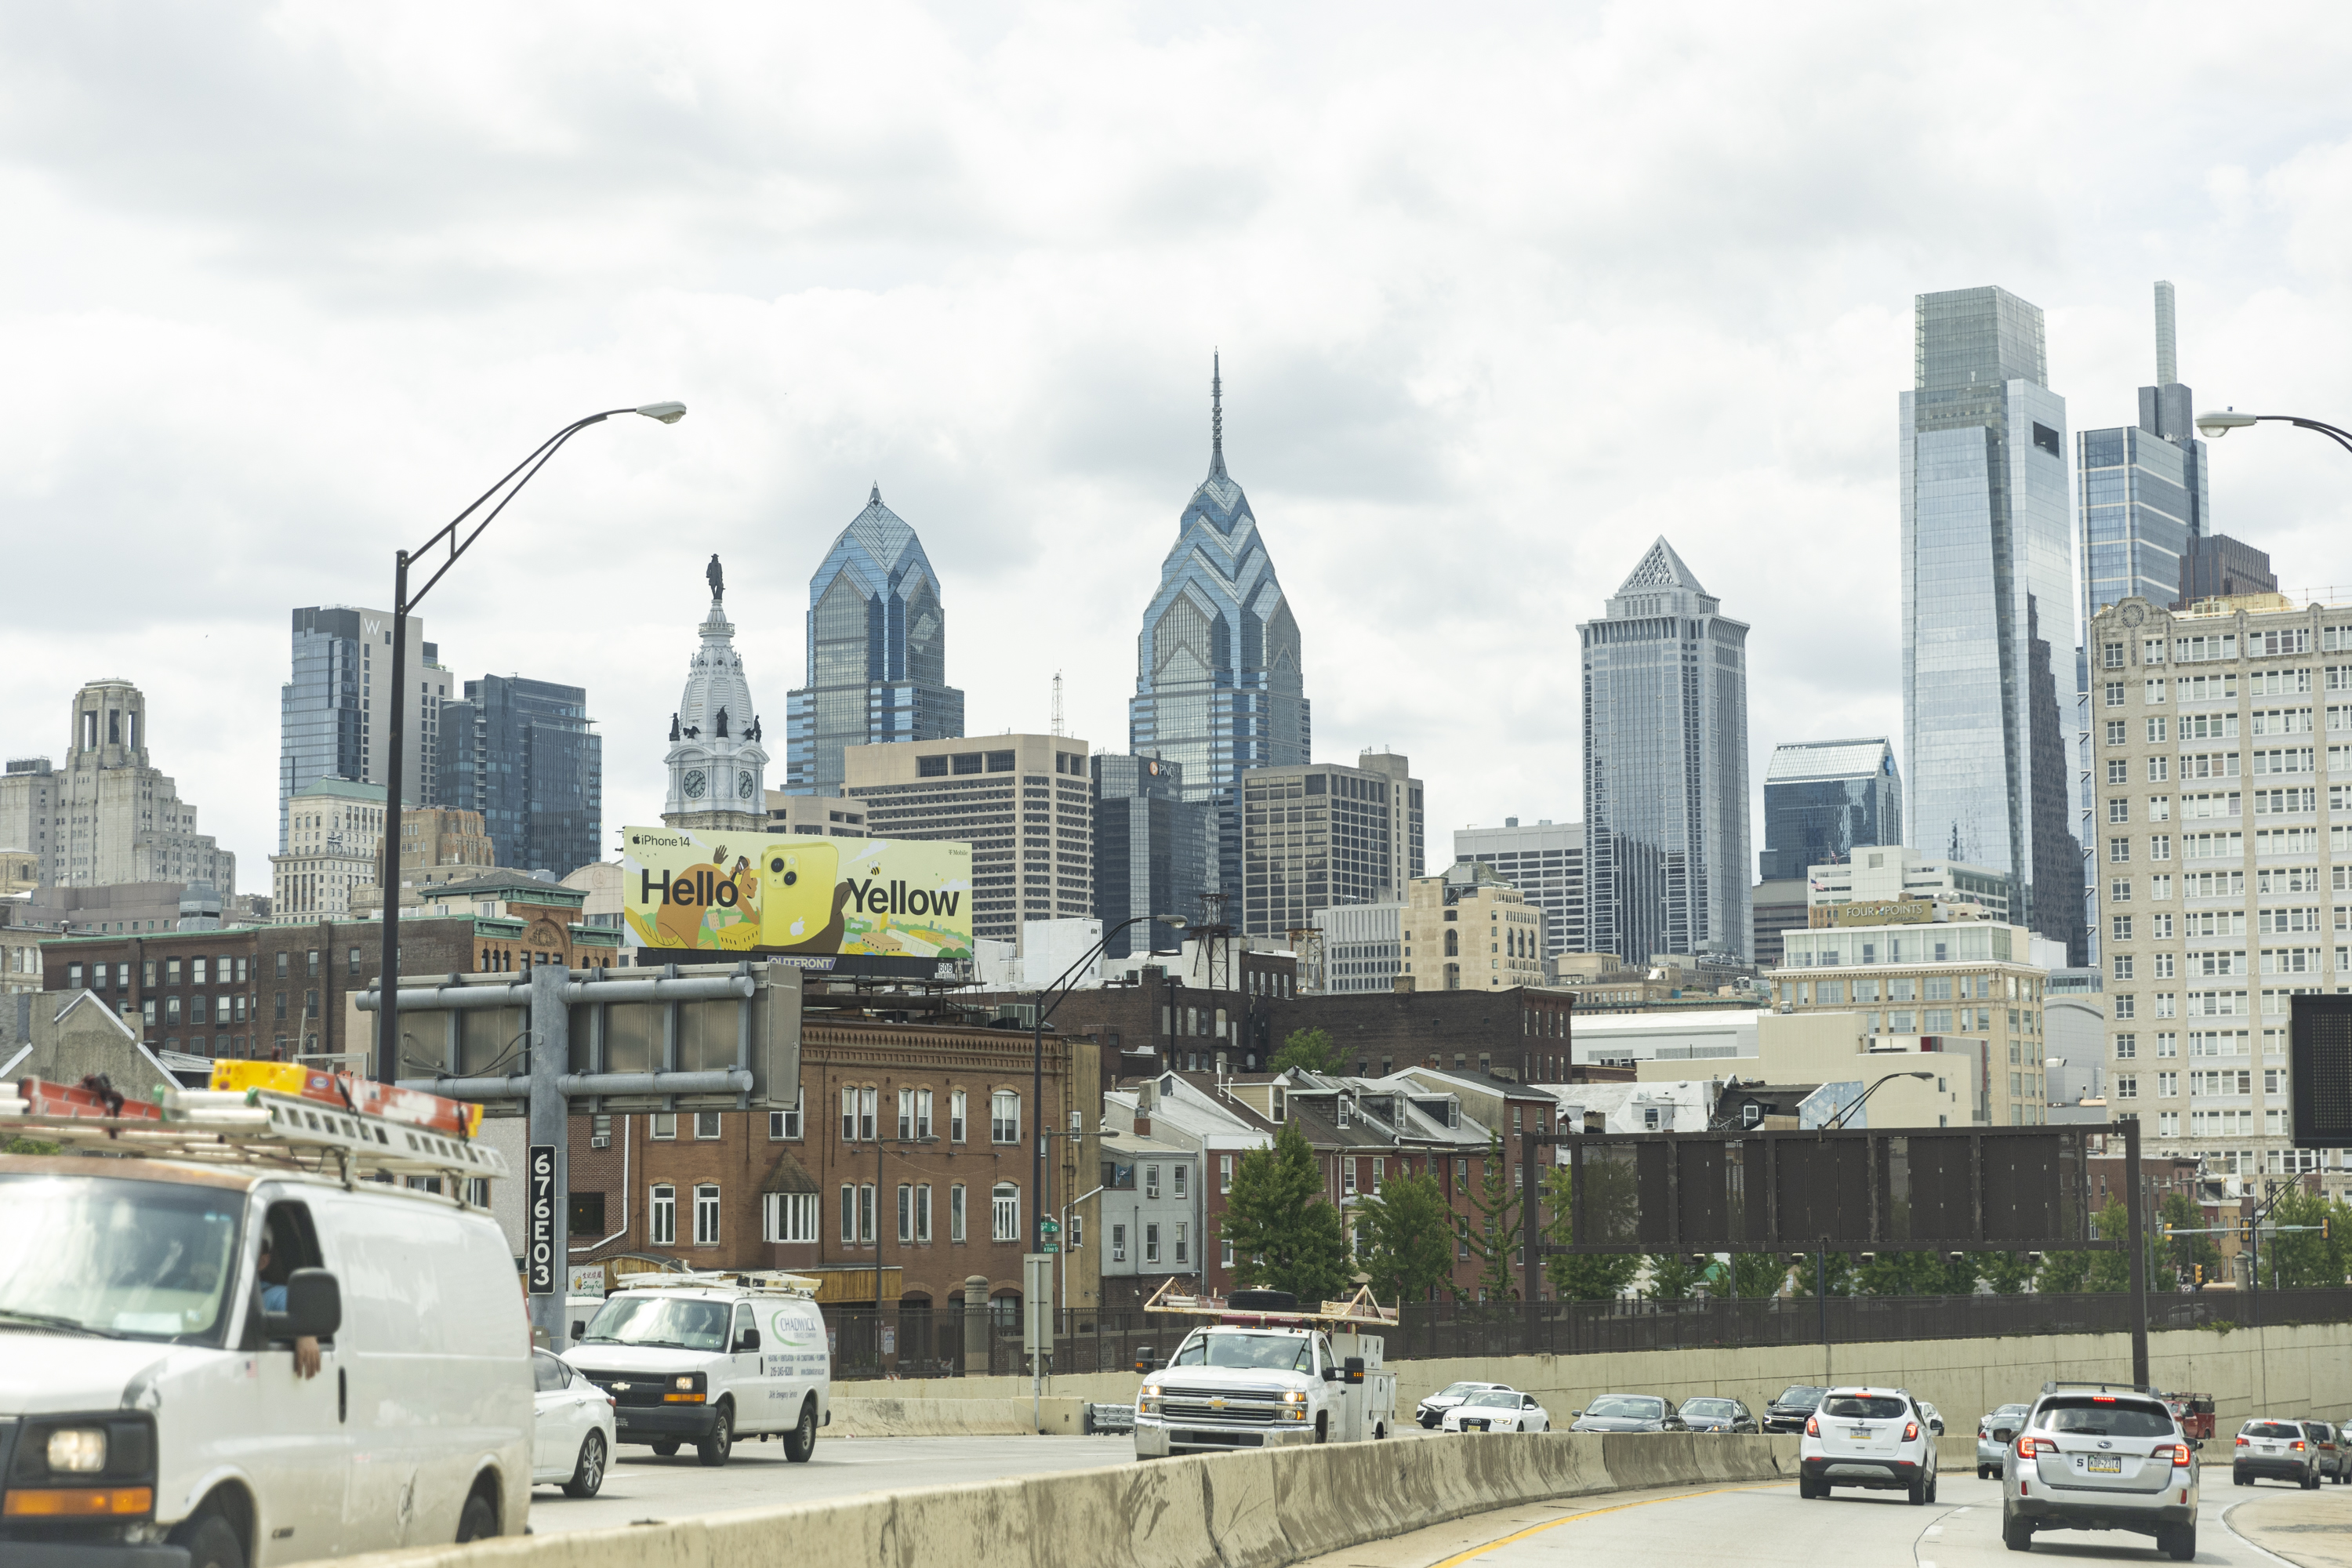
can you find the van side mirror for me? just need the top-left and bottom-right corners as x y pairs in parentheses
(734, 1328), (761, 1352)
(572, 1321), (586, 1341)
(271, 1268), (342, 1339)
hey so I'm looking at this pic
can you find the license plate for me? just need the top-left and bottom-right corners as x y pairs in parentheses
(2086, 1457), (2122, 1474)
(1465, 1421), (1487, 1432)
(1848, 1428), (1871, 1439)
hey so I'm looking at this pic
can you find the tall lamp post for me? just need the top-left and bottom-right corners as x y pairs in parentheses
(2196, 408), (2352, 456)
(1029, 914), (1186, 1256)
(372, 402), (685, 1086)
(1819, 1070), (1935, 1131)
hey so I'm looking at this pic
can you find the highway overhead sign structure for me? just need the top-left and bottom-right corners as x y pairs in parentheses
(2291, 994), (2352, 1146)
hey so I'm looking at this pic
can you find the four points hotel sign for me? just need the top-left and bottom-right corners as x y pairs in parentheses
(621, 826), (973, 962)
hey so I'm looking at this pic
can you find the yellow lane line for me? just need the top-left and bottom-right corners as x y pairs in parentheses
(1425, 1482), (1791, 1568)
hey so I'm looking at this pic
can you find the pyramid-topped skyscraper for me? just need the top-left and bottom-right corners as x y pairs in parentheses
(784, 487), (965, 794)
(1578, 537), (1751, 962)
(1129, 356), (1309, 909)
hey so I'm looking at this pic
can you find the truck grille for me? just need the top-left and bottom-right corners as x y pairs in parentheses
(574, 1372), (670, 1408)
(1165, 1399), (1276, 1425)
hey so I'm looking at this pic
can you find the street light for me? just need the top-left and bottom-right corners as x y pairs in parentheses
(2194, 408), (2352, 457)
(372, 404), (684, 1085)
(1820, 1070), (1935, 1131)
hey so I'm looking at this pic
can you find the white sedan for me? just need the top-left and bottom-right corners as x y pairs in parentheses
(1442, 1390), (1552, 1433)
(533, 1348), (618, 1497)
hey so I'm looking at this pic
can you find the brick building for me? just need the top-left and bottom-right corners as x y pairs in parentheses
(961, 943), (1302, 1083)
(1263, 985), (1577, 1083)
(566, 1000), (1101, 1321)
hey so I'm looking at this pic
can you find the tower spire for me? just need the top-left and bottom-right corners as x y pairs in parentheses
(1210, 350), (1225, 477)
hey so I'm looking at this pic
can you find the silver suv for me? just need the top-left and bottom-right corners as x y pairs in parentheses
(2001, 1382), (2198, 1560)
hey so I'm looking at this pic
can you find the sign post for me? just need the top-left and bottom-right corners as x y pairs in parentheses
(1023, 1252), (1054, 1431)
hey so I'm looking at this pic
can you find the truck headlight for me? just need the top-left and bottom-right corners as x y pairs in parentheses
(48, 1429), (107, 1473)
(1142, 1384), (1162, 1399)
(1281, 1390), (1307, 1404)
(1283, 1407), (1307, 1421)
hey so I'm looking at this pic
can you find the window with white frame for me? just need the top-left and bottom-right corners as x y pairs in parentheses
(950, 1183), (967, 1243)
(769, 1090), (804, 1141)
(858, 1183), (875, 1243)
(1174, 1164), (1187, 1200)
(1112, 1222), (1127, 1261)
(763, 1192), (818, 1243)
(650, 1184), (677, 1245)
(916, 1088), (934, 1139)
(859, 1087), (877, 1141)
(991, 1181), (1019, 1242)
(1068, 1214), (1082, 1251)
(1221, 1238), (1234, 1269)
(916, 1184), (931, 1243)
(1145, 1163), (1161, 1199)
(694, 1111), (721, 1139)
(950, 1088), (967, 1142)
(898, 1183), (913, 1243)
(991, 1090), (1020, 1145)
(840, 1087), (859, 1142)
(840, 1185), (856, 1243)
(1174, 1221), (1189, 1265)
(1219, 1154), (1234, 1193)
(651, 1113), (677, 1141)
(898, 1088), (914, 1141)
(1145, 1222), (1161, 1264)
(693, 1183), (721, 1245)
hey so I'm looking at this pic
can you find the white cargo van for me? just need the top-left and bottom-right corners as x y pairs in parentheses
(0, 1073), (532, 1568)
(564, 1272), (829, 1465)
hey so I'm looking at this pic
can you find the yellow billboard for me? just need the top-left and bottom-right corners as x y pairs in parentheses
(620, 827), (973, 960)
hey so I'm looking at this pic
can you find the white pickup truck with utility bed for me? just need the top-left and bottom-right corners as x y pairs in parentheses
(1132, 1284), (1397, 1458)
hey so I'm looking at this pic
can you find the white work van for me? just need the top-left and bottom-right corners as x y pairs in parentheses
(0, 1070), (533, 1568)
(564, 1272), (830, 1466)
(1132, 1285), (1398, 1457)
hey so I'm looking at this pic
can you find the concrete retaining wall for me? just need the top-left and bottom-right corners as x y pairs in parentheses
(829, 1396), (1088, 1437)
(340, 1431), (1799, 1568)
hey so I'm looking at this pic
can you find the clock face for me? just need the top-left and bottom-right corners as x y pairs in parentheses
(683, 768), (707, 800)
(738, 771), (753, 799)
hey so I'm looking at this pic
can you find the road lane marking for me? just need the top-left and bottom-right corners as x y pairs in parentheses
(1423, 1484), (1789, 1568)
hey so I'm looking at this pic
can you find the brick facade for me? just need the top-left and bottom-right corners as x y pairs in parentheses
(1262, 986), (1576, 1083)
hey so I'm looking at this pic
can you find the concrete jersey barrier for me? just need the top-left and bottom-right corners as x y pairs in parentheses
(336, 1432), (1799, 1568)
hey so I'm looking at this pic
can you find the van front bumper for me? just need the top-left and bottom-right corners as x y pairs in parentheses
(612, 1403), (723, 1441)
(0, 1546), (191, 1568)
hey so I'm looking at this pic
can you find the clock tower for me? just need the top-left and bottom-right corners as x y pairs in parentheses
(661, 557), (770, 834)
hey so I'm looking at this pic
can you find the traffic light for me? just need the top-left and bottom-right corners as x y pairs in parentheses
(2325, 1217), (2332, 1241)
(2193, 1264), (2205, 1287)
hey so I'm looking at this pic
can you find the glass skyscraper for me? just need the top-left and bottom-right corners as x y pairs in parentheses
(1757, 738), (1901, 880)
(2078, 283), (2210, 633)
(1578, 538), (1751, 963)
(784, 487), (964, 794)
(436, 675), (602, 877)
(1129, 357), (1309, 906)
(1091, 753), (1212, 959)
(1900, 285), (2080, 962)
(278, 605), (449, 851)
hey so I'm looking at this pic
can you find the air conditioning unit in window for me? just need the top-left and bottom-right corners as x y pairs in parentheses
(590, 1135), (611, 1149)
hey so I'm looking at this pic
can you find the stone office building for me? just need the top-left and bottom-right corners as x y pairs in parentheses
(0, 680), (235, 893)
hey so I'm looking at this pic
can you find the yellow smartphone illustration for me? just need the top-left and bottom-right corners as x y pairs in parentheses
(761, 843), (839, 946)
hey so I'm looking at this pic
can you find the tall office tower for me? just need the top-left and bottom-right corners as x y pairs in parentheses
(1580, 539), (1751, 964)
(662, 560), (769, 837)
(2078, 284), (2213, 634)
(2087, 593), (2352, 1196)
(1901, 285), (2081, 963)
(2181, 535), (2278, 604)
(1355, 749), (1425, 891)
(1452, 818), (1584, 958)
(436, 676), (602, 877)
(1238, 754), (1417, 941)
(1757, 739), (1902, 880)
(1130, 357), (1310, 906)
(0, 680), (235, 891)
(270, 779), (386, 923)
(783, 488), (964, 795)
(843, 735), (1093, 953)
(278, 606), (453, 850)
(1091, 753), (1211, 959)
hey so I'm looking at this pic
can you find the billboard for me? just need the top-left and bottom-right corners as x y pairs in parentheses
(620, 826), (973, 960)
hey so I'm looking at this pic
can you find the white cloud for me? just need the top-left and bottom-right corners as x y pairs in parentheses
(4, 1), (2352, 890)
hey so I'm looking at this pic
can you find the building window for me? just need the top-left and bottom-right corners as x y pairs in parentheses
(1219, 1155), (1234, 1193)
(347, 947), (362, 977)
(1221, 1238), (1235, 1269)
(1145, 1223), (1161, 1265)
(858, 1184), (876, 1244)
(692, 1184), (721, 1246)
(898, 1183), (913, 1243)
(1145, 1164), (1161, 1200)
(694, 1111), (721, 1139)
(1112, 1223), (1128, 1262)
(1173, 1164), (1187, 1200)
(898, 1088), (915, 1141)
(1175, 1221), (1189, 1265)
(950, 1089), (967, 1142)
(651, 1113), (677, 1140)
(763, 1192), (818, 1243)
(649, 1184), (677, 1246)
(991, 1090), (1021, 1145)
(950, 1183), (967, 1243)
(770, 1091), (804, 1141)
(274, 952), (289, 979)
(916, 1184), (932, 1243)
(991, 1182), (1020, 1243)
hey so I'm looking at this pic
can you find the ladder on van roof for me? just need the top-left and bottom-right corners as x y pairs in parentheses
(614, 1269), (821, 1298)
(1, 1064), (512, 1189)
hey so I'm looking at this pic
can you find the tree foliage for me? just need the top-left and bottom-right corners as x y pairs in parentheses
(1461, 1134), (1523, 1301)
(1976, 1251), (2042, 1295)
(1538, 1166), (1642, 1301)
(1354, 1170), (1453, 1306)
(1221, 1120), (1351, 1301)
(2263, 1188), (2352, 1290)
(1854, 1250), (1978, 1297)
(1268, 1028), (1344, 1076)
(1641, 1254), (1706, 1301)
(2160, 1191), (2223, 1287)
(1791, 1250), (1856, 1298)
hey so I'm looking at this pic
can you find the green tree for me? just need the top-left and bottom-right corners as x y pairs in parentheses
(1642, 1254), (1706, 1301)
(5, 1136), (60, 1156)
(1791, 1250), (1856, 1298)
(1854, 1250), (1977, 1297)
(2159, 1191), (2223, 1287)
(1538, 1166), (1642, 1301)
(1221, 1121), (1352, 1301)
(1976, 1251), (2041, 1295)
(1354, 1170), (1453, 1306)
(1268, 1028), (1343, 1076)
(2037, 1246), (2092, 1294)
(1461, 1134), (1524, 1301)
(2266, 1188), (2351, 1289)
(1730, 1252), (1792, 1298)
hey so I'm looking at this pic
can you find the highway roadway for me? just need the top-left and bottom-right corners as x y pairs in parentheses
(524, 1433), (1137, 1535)
(1315, 1468), (2314, 1568)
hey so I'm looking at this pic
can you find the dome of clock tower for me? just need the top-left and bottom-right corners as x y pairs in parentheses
(661, 561), (770, 829)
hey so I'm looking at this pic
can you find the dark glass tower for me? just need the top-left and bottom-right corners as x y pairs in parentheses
(1128, 357), (1309, 906)
(1758, 739), (1902, 880)
(784, 488), (964, 794)
(436, 676), (601, 877)
(1091, 753), (1212, 958)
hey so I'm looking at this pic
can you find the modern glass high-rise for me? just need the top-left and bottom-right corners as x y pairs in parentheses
(783, 487), (964, 794)
(1129, 357), (1309, 906)
(1757, 739), (1901, 880)
(1579, 539), (1751, 963)
(436, 676), (602, 877)
(279, 606), (451, 851)
(1091, 753), (1212, 959)
(2078, 283), (2211, 633)
(1901, 285), (2080, 962)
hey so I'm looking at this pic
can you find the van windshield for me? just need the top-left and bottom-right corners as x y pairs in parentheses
(0, 1174), (244, 1344)
(580, 1294), (732, 1352)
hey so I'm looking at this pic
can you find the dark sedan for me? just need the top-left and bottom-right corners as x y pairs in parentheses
(1679, 1397), (1760, 1434)
(1570, 1394), (1687, 1433)
(1763, 1385), (1828, 1435)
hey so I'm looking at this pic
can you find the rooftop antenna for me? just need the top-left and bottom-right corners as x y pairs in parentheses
(2154, 281), (2178, 387)
(1051, 670), (1065, 738)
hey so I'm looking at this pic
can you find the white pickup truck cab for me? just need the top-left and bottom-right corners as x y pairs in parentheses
(1133, 1287), (1396, 1457)
(563, 1274), (829, 1467)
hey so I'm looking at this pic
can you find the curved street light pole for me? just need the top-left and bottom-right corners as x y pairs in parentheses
(373, 404), (686, 1087)
(2195, 409), (2352, 458)
(1819, 1069), (1934, 1131)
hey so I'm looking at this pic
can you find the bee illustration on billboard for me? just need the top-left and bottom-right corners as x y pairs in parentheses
(622, 827), (971, 960)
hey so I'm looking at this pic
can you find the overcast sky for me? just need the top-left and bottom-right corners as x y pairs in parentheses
(8, 2), (2352, 892)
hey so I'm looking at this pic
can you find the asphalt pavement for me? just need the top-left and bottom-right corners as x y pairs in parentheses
(1301, 1466), (2329, 1568)
(524, 1432), (1137, 1535)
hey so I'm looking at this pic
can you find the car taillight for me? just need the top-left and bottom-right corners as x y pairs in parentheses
(2292, 1440), (2307, 1451)
(1978, 1426), (1989, 1439)
(2237, 1436), (2250, 1446)
(2018, 1437), (2045, 1458)
(1805, 1415), (1819, 1437)
(2169, 1444), (2192, 1468)
(1904, 1421), (1919, 1443)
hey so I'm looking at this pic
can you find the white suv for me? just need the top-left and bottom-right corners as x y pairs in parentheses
(1798, 1385), (1938, 1504)
(2003, 1384), (2198, 1559)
